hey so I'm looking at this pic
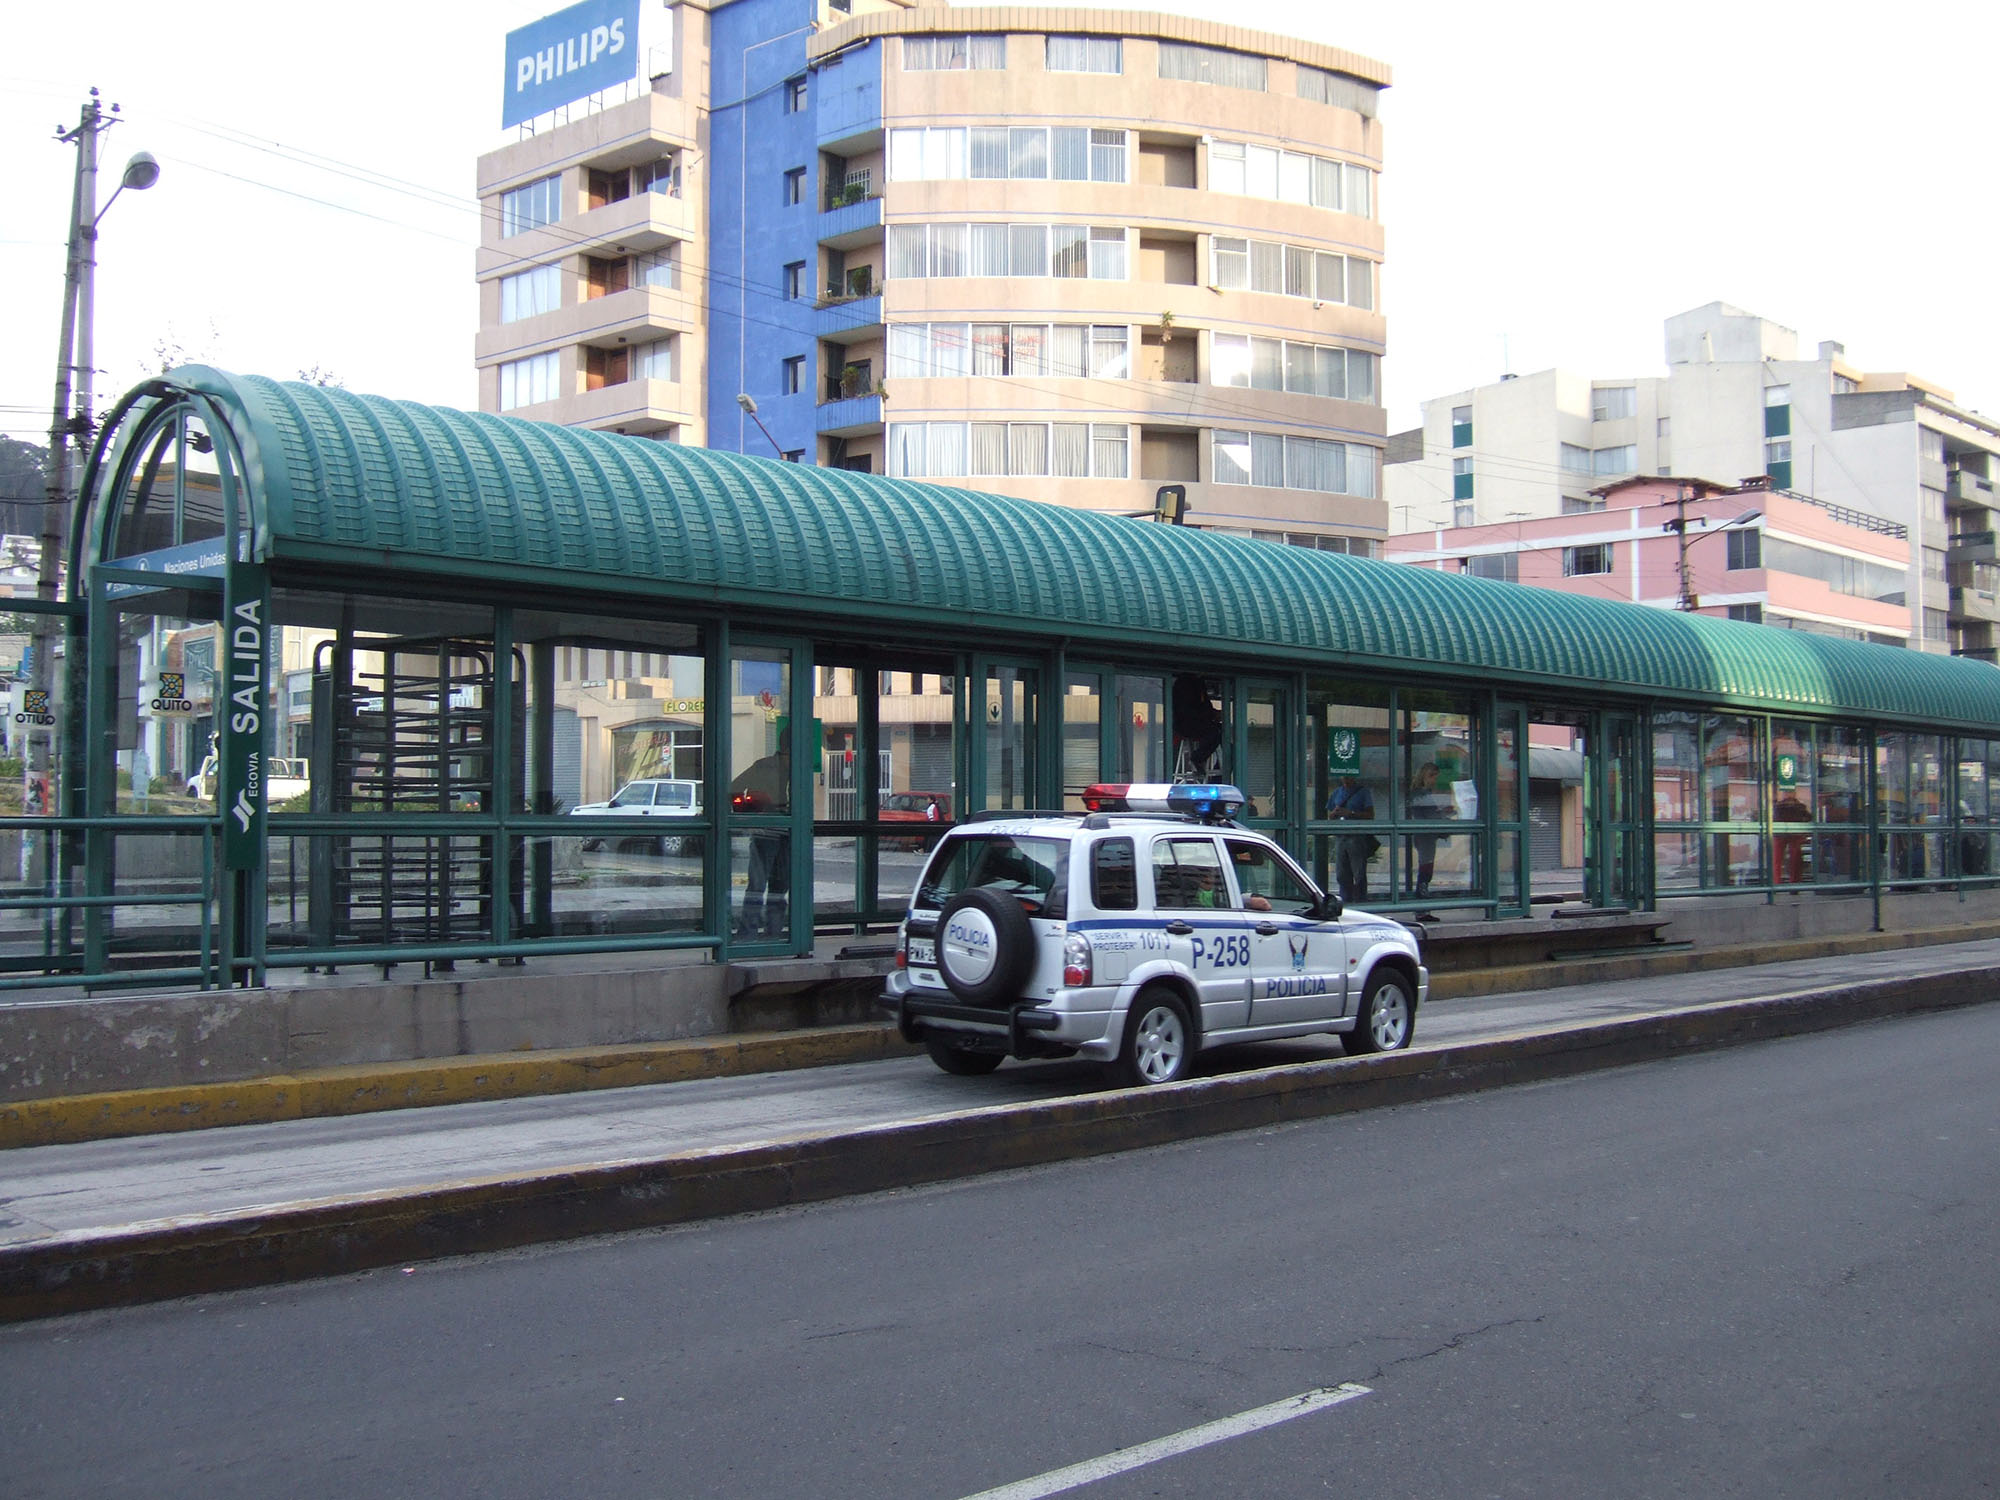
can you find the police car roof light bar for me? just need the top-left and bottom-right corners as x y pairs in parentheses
(1081, 783), (1246, 820)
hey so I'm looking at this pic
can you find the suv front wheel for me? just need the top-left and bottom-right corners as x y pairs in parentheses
(1119, 988), (1194, 1086)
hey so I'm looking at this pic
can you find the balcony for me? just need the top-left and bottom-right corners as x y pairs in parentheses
(819, 188), (883, 250)
(814, 293), (881, 344)
(1949, 530), (1998, 564)
(815, 393), (881, 436)
(1949, 468), (1998, 512)
(1951, 584), (2000, 625)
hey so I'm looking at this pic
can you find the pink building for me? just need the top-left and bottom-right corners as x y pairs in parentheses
(1386, 476), (1912, 645)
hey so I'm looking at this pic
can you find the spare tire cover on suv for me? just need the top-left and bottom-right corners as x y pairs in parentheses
(935, 886), (1036, 1005)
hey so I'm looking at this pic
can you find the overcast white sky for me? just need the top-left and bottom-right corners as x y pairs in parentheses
(4, 0), (1997, 450)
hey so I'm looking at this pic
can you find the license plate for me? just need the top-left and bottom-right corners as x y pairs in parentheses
(908, 937), (935, 967)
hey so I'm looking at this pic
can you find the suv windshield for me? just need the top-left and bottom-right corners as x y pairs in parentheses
(916, 834), (1067, 915)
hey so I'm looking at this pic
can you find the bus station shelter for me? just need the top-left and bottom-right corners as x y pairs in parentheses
(8, 368), (2000, 992)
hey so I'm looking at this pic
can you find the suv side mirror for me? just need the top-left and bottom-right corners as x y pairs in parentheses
(1317, 893), (1343, 921)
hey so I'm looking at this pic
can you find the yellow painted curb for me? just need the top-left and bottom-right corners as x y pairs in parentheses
(0, 1024), (919, 1151)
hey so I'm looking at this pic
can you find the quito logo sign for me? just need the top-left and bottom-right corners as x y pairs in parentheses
(503, 0), (643, 129)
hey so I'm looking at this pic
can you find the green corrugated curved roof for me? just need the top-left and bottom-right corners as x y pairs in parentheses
(148, 368), (2000, 728)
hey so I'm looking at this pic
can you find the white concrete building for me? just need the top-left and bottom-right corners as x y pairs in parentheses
(1385, 302), (2000, 656)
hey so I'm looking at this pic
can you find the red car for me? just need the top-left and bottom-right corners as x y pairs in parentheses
(881, 792), (951, 848)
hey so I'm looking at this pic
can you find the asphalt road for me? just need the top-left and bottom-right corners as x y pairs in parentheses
(9, 938), (2000, 1247)
(3, 1002), (1995, 1499)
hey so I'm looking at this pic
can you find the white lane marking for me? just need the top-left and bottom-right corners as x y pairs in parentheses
(955, 1382), (1372, 1500)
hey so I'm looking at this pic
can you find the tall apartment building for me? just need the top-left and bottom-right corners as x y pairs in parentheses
(475, 0), (1392, 552)
(1384, 302), (2000, 656)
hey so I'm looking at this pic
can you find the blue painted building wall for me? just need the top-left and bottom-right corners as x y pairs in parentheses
(705, 0), (823, 460)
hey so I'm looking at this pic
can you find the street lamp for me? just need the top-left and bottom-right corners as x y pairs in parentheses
(735, 392), (784, 458)
(33, 90), (160, 813)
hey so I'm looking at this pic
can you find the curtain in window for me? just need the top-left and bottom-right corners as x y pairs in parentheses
(1346, 258), (1372, 310)
(888, 423), (925, 477)
(929, 223), (967, 278)
(929, 423), (967, 477)
(1045, 35), (1088, 71)
(887, 225), (927, 279)
(970, 128), (1009, 179)
(1001, 323), (1042, 377)
(1285, 437), (1315, 491)
(930, 323), (970, 377)
(888, 324), (928, 379)
(1284, 343), (1317, 395)
(969, 222), (1009, 277)
(1089, 129), (1127, 183)
(1347, 351), (1377, 404)
(1009, 127), (1048, 179)
(1250, 338), (1284, 392)
(902, 37), (936, 69)
(1347, 444), (1376, 498)
(1009, 424), (1049, 476)
(1250, 240), (1283, 294)
(1285, 245), (1313, 299)
(923, 129), (966, 180)
(969, 423), (1007, 475)
(1316, 346), (1345, 400)
(1009, 224), (1048, 276)
(972, 324), (1008, 377)
(1051, 225), (1088, 278)
(1087, 227), (1126, 279)
(1092, 425), (1128, 479)
(1051, 424), (1089, 477)
(937, 35), (968, 69)
(634, 339), (674, 381)
(1313, 252), (1344, 304)
(1316, 439), (1347, 495)
(1090, 326), (1129, 379)
(1212, 432), (1251, 485)
(1047, 325), (1088, 378)
(1212, 238), (1248, 290)
(1250, 433), (1284, 487)
(1312, 157), (1342, 210)
(1050, 127), (1089, 181)
(1343, 164), (1372, 218)
(968, 34), (1006, 68)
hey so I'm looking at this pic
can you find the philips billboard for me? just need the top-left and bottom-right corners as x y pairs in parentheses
(503, 0), (644, 129)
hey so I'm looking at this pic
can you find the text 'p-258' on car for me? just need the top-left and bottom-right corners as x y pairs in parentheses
(884, 784), (1427, 1085)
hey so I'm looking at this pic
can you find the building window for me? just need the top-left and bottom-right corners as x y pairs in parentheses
(1470, 553), (1517, 582)
(1158, 42), (1267, 90)
(784, 261), (806, 299)
(1207, 139), (1373, 218)
(1453, 503), (1476, 527)
(1591, 444), (1637, 476)
(1210, 431), (1376, 497)
(1209, 334), (1378, 404)
(1046, 35), (1120, 73)
(1657, 416), (1671, 438)
(889, 421), (1129, 479)
(498, 263), (561, 323)
(1207, 235), (1374, 307)
(1450, 406), (1472, 448)
(1764, 384), (1792, 437)
(497, 351), (560, 411)
(782, 356), (804, 395)
(500, 174), (562, 237)
(1592, 386), (1636, 421)
(633, 247), (678, 290)
(782, 449), (805, 463)
(1452, 456), (1473, 501)
(1765, 440), (1792, 490)
(1559, 442), (1592, 475)
(1727, 529), (1762, 570)
(784, 76), (807, 112)
(1727, 604), (1764, 624)
(893, 126), (1130, 184)
(633, 338), (675, 381)
(783, 167), (807, 206)
(904, 33), (1006, 69)
(1297, 64), (1379, 115)
(1564, 543), (1613, 577)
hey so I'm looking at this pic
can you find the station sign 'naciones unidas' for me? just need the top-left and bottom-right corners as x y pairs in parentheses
(502, 0), (644, 129)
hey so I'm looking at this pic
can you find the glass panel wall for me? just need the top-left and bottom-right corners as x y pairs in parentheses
(1878, 731), (1945, 885)
(1113, 674), (1167, 783)
(1304, 678), (1389, 904)
(875, 667), (958, 914)
(1398, 689), (1478, 904)
(983, 664), (1037, 811)
(1062, 673), (1100, 810)
(1961, 740), (1996, 880)
(1770, 720), (1867, 886)
(729, 646), (793, 939)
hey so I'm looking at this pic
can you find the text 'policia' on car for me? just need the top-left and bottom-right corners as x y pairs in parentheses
(883, 783), (1427, 1086)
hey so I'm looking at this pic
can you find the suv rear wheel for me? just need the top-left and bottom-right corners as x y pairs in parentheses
(1345, 969), (1415, 1055)
(1119, 988), (1194, 1086)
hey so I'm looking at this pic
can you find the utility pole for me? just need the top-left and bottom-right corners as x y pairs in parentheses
(35, 90), (158, 818)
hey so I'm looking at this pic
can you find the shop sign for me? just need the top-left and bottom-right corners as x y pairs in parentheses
(503, 0), (643, 128)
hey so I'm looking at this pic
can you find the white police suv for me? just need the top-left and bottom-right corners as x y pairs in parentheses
(884, 784), (1427, 1085)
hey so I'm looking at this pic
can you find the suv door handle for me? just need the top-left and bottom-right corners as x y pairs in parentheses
(1165, 921), (1194, 936)
(1254, 922), (1279, 936)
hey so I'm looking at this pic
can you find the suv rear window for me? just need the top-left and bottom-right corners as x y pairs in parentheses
(917, 834), (1068, 917)
(1091, 837), (1137, 910)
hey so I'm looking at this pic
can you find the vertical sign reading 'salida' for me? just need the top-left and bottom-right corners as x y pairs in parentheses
(503, 0), (645, 129)
(219, 590), (267, 869)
